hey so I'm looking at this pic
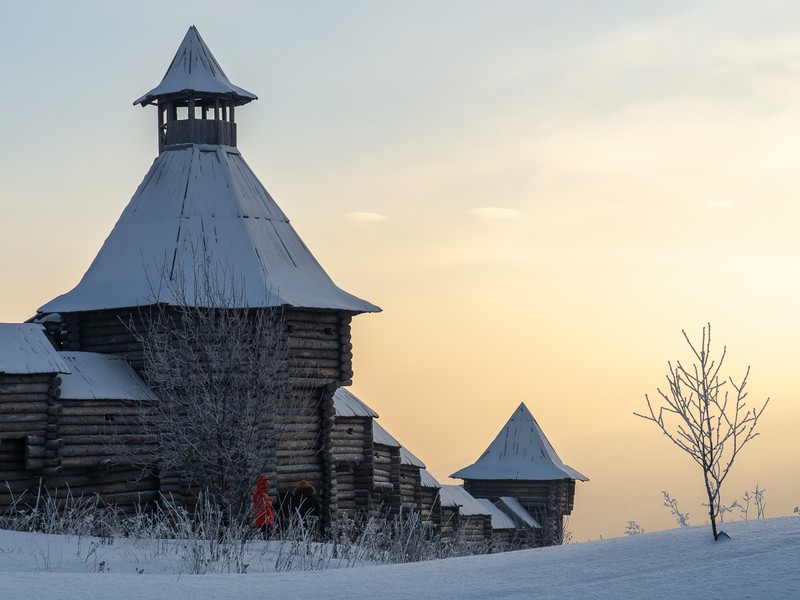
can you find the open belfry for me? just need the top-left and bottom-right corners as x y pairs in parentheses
(0, 27), (585, 548)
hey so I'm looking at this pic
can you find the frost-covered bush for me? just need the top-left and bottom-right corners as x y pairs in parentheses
(624, 521), (645, 536)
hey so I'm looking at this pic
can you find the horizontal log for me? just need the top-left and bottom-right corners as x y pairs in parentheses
(56, 415), (137, 426)
(277, 430), (321, 441)
(289, 367), (339, 379)
(331, 429), (367, 439)
(0, 403), (48, 417)
(287, 332), (341, 347)
(59, 444), (156, 458)
(60, 434), (155, 446)
(60, 456), (150, 469)
(61, 405), (141, 417)
(289, 348), (342, 366)
(44, 438), (64, 450)
(0, 374), (52, 385)
(0, 421), (48, 433)
(60, 398), (146, 408)
(287, 310), (340, 324)
(25, 458), (46, 471)
(0, 393), (50, 403)
(57, 423), (143, 434)
(0, 382), (50, 394)
(276, 461), (322, 474)
(76, 314), (134, 329)
(276, 437), (320, 448)
(330, 429), (367, 439)
(78, 342), (143, 354)
(284, 319), (341, 333)
(45, 479), (158, 496)
(279, 420), (322, 433)
(60, 490), (158, 508)
(25, 445), (45, 459)
(289, 358), (341, 370)
(77, 323), (134, 337)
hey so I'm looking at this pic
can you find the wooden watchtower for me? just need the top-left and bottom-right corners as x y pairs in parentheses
(36, 27), (379, 526)
(450, 403), (587, 546)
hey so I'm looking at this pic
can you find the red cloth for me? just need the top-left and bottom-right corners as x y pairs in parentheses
(253, 475), (275, 528)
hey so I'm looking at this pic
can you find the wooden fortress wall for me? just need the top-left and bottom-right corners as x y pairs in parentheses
(36, 306), (356, 528)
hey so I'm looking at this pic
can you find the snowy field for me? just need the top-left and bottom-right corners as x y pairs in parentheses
(1, 517), (797, 599)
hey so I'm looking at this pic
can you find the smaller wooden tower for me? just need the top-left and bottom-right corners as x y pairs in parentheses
(450, 403), (588, 546)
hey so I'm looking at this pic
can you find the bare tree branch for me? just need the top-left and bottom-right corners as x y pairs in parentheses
(129, 250), (316, 525)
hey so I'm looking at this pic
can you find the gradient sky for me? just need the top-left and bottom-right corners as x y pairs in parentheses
(2, 1), (799, 541)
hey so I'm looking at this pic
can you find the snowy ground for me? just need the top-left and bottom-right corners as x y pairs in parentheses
(1, 517), (797, 599)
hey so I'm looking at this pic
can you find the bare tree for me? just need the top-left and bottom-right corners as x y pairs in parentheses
(636, 324), (768, 541)
(132, 258), (316, 525)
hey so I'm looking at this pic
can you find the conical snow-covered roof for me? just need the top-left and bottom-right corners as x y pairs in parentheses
(40, 145), (380, 313)
(450, 403), (587, 482)
(134, 26), (256, 106)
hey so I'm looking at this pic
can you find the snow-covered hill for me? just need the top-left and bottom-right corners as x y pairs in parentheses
(1, 517), (797, 599)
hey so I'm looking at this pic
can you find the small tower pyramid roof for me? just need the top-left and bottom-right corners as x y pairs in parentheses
(450, 403), (588, 482)
(134, 26), (257, 107)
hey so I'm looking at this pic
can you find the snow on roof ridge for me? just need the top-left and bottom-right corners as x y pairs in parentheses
(134, 26), (257, 106)
(449, 402), (588, 482)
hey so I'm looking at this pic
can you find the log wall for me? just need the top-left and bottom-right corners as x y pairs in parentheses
(331, 414), (372, 521)
(462, 478), (576, 546)
(439, 505), (458, 538)
(491, 528), (514, 553)
(420, 485), (441, 525)
(0, 437), (35, 510)
(0, 374), (54, 439)
(52, 306), (358, 528)
(399, 464), (421, 507)
(1, 369), (161, 513)
(0, 372), (63, 511)
(458, 514), (492, 552)
(370, 443), (401, 515)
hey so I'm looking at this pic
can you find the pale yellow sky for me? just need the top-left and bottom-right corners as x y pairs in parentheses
(2, 1), (800, 540)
